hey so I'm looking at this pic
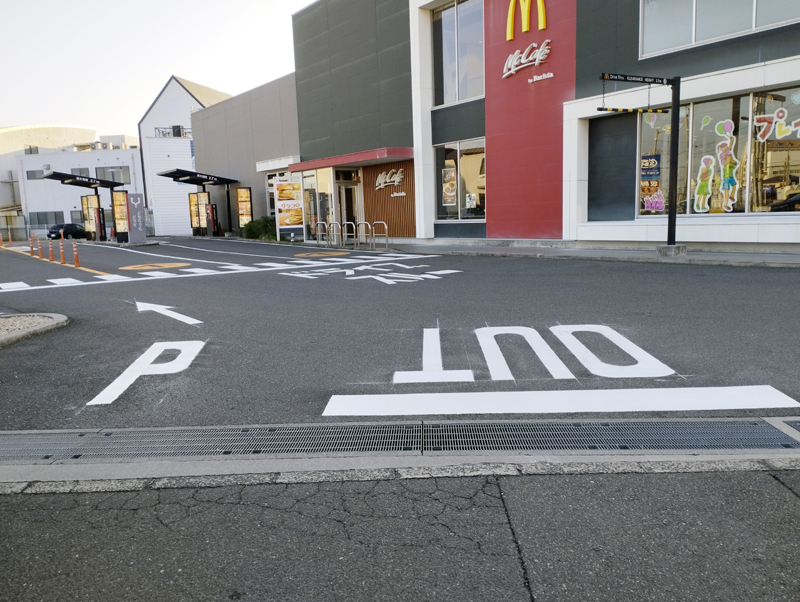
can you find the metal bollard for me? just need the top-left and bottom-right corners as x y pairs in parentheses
(48, 240), (54, 261)
(59, 240), (65, 264)
(37, 240), (43, 259)
(72, 242), (80, 268)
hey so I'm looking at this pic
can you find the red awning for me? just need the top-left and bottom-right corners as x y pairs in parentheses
(288, 147), (414, 172)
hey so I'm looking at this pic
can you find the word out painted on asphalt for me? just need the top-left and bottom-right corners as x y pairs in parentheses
(87, 341), (205, 405)
(323, 325), (800, 415)
(280, 262), (461, 285)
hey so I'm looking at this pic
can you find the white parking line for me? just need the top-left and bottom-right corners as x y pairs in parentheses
(322, 385), (800, 416)
(95, 274), (134, 281)
(180, 268), (222, 274)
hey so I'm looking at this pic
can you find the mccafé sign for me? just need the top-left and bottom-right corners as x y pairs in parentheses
(503, 0), (551, 80)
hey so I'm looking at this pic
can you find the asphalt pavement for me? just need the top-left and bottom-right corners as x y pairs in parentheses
(2, 236), (800, 601)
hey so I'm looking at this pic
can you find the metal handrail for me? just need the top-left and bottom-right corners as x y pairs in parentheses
(314, 221), (328, 246)
(327, 222), (342, 248)
(372, 221), (388, 251)
(356, 221), (372, 250)
(342, 221), (356, 247)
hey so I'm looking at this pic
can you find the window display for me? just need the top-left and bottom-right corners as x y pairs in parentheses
(689, 97), (749, 213)
(435, 138), (485, 220)
(749, 87), (800, 212)
(639, 109), (689, 216)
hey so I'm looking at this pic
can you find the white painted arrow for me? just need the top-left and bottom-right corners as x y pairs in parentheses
(135, 301), (202, 325)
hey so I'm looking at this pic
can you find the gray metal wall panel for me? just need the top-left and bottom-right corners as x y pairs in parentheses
(576, 0), (800, 99)
(434, 222), (487, 238)
(293, 0), (413, 161)
(191, 74), (300, 228)
(587, 113), (637, 221)
(431, 99), (486, 145)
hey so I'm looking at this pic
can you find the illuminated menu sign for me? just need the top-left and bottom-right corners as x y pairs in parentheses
(237, 187), (253, 228)
(113, 191), (129, 233)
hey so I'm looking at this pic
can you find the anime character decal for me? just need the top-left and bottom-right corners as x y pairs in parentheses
(693, 156), (714, 213)
(714, 120), (739, 213)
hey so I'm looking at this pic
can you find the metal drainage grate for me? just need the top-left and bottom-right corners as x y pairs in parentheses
(0, 424), (421, 463)
(422, 422), (800, 452)
(0, 421), (798, 464)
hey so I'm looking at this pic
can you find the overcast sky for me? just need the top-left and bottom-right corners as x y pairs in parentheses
(0, 0), (318, 137)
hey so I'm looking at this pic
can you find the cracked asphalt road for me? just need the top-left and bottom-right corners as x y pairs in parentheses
(3, 471), (800, 602)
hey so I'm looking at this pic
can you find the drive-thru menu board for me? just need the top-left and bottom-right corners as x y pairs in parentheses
(276, 181), (303, 237)
(113, 191), (129, 233)
(237, 187), (253, 228)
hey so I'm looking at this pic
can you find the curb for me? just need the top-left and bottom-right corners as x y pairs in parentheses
(3, 455), (800, 495)
(0, 313), (69, 349)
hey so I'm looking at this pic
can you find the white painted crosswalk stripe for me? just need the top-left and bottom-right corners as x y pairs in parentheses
(137, 271), (174, 277)
(0, 282), (30, 290)
(47, 278), (83, 285)
(180, 268), (221, 274)
(95, 275), (134, 281)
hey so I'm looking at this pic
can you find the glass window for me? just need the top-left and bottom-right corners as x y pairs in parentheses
(457, 0), (484, 101)
(749, 87), (800, 213)
(433, 1), (484, 106)
(641, 0), (800, 56)
(26, 170), (44, 180)
(435, 143), (459, 219)
(696, 0), (753, 41)
(71, 167), (90, 177)
(96, 166), (131, 184)
(433, 6), (457, 106)
(459, 140), (486, 219)
(689, 97), (750, 214)
(757, 0), (800, 27)
(435, 138), (486, 220)
(639, 109), (689, 216)
(642, 0), (693, 55)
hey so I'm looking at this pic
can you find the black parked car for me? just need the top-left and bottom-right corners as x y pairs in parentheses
(46, 224), (90, 239)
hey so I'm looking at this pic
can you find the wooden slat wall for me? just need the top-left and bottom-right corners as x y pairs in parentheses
(362, 160), (416, 238)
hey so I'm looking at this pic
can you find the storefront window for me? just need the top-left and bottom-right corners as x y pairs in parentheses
(642, 0), (693, 55)
(695, 0), (752, 42)
(689, 97), (750, 214)
(435, 138), (485, 220)
(302, 171), (317, 240)
(757, 0), (800, 27)
(639, 109), (689, 216)
(432, 0), (484, 106)
(641, 0), (800, 56)
(749, 87), (800, 213)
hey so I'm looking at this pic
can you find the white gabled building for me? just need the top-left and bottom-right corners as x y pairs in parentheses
(138, 76), (231, 236)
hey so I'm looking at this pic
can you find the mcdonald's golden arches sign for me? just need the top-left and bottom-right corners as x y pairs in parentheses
(507, 0), (546, 41)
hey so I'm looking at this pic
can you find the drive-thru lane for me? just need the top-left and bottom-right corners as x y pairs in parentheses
(1, 237), (799, 431)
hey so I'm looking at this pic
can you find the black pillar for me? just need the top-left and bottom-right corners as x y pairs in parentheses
(226, 184), (232, 234)
(667, 77), (681, 246)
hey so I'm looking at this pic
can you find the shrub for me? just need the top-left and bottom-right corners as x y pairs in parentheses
(241, 216), (277, 240)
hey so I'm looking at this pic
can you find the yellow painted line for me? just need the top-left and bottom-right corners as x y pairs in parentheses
(120, 262), (190, 270)
(295, 251), (350, 257)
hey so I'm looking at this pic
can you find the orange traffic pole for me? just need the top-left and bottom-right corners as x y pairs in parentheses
(72, 242), (80, 268)
(59, 240), (65, 264)
(29, 236), (34, 256)
(37, 240), (43, 259)
(48, 240), (54, 261)
(0, 232), (4, 247)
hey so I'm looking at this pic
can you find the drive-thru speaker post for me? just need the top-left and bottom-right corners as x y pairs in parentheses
(87, 341), (206, 406)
